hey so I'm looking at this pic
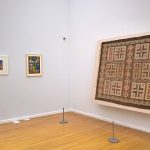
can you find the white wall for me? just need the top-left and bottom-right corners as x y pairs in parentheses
(69, 0), (150, 131)
(0, 0), (69, 120)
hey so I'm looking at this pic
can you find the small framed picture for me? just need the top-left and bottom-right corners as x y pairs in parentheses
(26, 54), (42, 77)
(0, 55), (8, 75)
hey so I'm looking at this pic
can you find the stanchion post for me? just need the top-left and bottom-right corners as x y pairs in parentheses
(108, 121), (120, 143)
(59, 107), (68, 124)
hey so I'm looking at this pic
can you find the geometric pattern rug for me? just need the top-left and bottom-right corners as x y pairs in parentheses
(95, 35), (150, 109)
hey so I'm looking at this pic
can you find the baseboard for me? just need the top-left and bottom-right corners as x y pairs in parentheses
(1, 108), (149, 133)
(0, 108), (70, 124)
(69, 108), (150, 133)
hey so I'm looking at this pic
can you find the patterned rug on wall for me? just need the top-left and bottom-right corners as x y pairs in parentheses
(95, 35), (150, 109)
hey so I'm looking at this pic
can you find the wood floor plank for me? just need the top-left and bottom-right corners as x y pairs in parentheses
(0, 112), (149, 150)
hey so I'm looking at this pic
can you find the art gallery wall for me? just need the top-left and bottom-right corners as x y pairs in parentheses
(69, 0), (150, 131)
(0, 0), (69, 120)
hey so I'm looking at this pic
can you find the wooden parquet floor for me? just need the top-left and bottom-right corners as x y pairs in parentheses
(0, 112), (149, 150)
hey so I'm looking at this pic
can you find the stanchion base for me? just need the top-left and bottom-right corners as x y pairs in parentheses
(108, 137), (120, 143)
(59, 120), (68, 124)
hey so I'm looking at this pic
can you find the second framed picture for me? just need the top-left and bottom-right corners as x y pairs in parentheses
(26, 54), (42, 77)
(0, 55), (8, 75)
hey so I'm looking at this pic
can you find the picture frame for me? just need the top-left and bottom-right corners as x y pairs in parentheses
(26, 54), (42, 77)
(0, 55), (8, 75)
(92, 33), (150, 114)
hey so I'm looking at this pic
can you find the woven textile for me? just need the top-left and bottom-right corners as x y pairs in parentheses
(95, 35), (150, 109)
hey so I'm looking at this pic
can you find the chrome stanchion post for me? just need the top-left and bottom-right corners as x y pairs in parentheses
(59, 107), (68, 124)
(108, 121), (120, 143)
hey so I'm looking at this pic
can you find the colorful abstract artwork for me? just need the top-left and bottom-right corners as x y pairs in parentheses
(0, 60), (3, 70)
(26, 54), (42, 76)
(95, 35), (150, 110)
(0, 55), (8, 75)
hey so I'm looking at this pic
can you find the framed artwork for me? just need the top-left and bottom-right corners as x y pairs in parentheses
(26, 54), (42, 77)
(93, 33), (150, 114)
(0, 55), (8, 75)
